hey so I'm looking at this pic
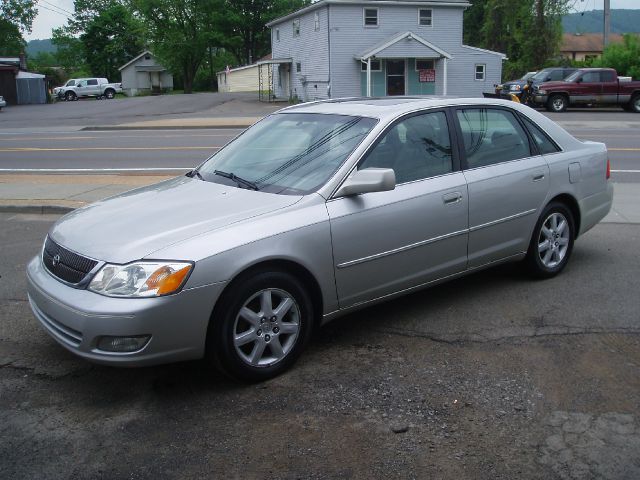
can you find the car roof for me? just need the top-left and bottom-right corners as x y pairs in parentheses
(278, 96), (530, 120)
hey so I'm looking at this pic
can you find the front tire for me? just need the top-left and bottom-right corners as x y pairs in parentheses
(525, 202), (575, 278)
(65, 91), (77, 101)
(207, 270), (314, 382)
(546, 94), (568, 112)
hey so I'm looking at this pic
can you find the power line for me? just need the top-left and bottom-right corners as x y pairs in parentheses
(38, 0), (74, 16)
(36, 3), (72, 20)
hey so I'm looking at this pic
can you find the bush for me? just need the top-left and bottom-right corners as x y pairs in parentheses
(594, 34), (640, 79)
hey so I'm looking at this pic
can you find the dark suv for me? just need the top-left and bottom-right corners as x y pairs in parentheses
(500, 67), (578, 99)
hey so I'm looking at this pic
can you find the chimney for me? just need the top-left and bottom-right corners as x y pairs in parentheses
(19, 52), (27, 71)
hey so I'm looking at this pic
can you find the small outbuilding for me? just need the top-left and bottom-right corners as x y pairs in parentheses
(119, 51), (173, 96)
(0, 56), (47, 105)
(217, 58), (271, 93)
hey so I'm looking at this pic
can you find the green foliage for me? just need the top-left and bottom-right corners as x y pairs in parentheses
(465, 0), (569, 81)
(593, 34), (640, 79)
(0, 18), (25, 55)
(81, 4), (145, 81)
(26, 38), (56, 56)
(52, 27), (89, 74)
(219, 0), (310, 65)
(0, 0), (38, 55)
(192, 49), (237, 91)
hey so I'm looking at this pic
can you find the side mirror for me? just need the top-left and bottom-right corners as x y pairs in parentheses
(334, 168), (396, 197)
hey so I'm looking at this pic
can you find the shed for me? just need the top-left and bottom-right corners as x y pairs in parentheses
(0, 63), (19, 105)
(217, 62), (270, 93)
(16, 71), (47, 104)
(118, 51), (173, 96)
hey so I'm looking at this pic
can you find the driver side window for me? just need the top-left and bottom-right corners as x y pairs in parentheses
(359, 111), (453, 184)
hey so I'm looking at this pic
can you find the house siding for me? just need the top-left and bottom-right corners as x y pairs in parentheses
(217, 65), (269, 93)
(271, 6), (330, 101)
(270, 2), (503, 100)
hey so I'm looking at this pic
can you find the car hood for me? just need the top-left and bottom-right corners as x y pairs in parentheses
(503, 80), (526, 87)
(49, 177), (303, 264)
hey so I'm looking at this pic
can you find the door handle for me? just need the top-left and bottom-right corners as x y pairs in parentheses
(442, 192), (463, 205)
(532, 173), (545, 182)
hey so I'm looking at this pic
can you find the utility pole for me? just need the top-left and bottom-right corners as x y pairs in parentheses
(604, 0), (611, 47)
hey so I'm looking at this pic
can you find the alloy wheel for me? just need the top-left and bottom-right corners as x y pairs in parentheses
(233, 288), (301, 367)
(537, 212), (570, 268)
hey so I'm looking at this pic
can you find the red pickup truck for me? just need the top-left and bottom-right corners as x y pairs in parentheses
(533, 68), (640, 112)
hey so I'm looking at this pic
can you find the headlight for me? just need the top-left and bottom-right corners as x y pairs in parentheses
(510, 84), (521, 91)
(537, 89), (547, 95)
(88, 261), (193, 298)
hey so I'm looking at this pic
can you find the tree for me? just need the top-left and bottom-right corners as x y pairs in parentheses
(595, 34), (640, 79)
(133, 0), (222, 93)
(220, 0), (310, 65)
(52, 27), (88, 74)
(81, 4), (145, 80)
(464, 0), (570, 80)
(0, 0), (37, 56)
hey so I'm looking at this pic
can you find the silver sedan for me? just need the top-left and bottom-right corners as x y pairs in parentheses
(27, 97), (613, 381)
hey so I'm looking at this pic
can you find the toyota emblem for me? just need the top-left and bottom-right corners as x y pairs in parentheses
(52, 254), (61, 267)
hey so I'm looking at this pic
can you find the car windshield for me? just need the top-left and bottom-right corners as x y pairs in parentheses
(198, 113), (377, 195)
(531, 70), (552, 81)
(521, 72), (536, 81)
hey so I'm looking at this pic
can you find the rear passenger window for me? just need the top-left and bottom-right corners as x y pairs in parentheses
(456, 108), (532, 169)
(520, 116), (560, 155)
(359, 111), (453, 183)
(600, 70), (616, 82)
(87, 79), (98, 86)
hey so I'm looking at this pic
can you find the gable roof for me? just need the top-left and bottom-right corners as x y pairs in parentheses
(357, 31), (452, 60)
(119, 50), (156, 71)
(560, 33), (626, 53)
(266, 0), (471, 27)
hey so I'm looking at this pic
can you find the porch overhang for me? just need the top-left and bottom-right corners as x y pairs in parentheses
(356, 31), (452, 61)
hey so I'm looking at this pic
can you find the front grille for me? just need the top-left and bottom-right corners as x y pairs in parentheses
(43, 236), (98, 285)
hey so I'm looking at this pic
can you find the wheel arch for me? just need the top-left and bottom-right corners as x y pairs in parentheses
(547, 193), (581, 237)
(211, 258), (325, 330)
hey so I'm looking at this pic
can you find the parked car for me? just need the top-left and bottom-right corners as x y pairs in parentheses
(0, 95), (6, 110)
(534, 68), (640, 112)
(27, 97), (613, 381)
(498, 68), (577, 100)
(53, 78), (87, 99)
(58, 78), (123, 101)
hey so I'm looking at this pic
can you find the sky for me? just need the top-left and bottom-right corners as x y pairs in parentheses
(24, 0), (640, 40)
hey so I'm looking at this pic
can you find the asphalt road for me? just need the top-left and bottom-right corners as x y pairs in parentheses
(1, 212), (639, 479)
(0, 110), (638, 183)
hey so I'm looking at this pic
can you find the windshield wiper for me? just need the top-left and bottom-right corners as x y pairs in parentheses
(186, 169), (204, 180)
(213, 170), (259, 191)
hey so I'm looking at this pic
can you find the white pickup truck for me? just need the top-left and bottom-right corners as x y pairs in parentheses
(56, 78), (123, 101)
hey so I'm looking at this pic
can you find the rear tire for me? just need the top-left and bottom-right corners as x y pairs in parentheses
(630, 94), (640, 113)
(104, 89), (115, 99)
(546, 94), (568, 112)
(525, 202), (575, 278)
(206, 270), (314, 382)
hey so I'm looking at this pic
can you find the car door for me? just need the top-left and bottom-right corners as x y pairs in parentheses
(570, 71), (601, 104)
(85, 79), (100, 96)
(327, 109), (469, 308)
(599, 69), (619, 104)
(454, 106), (550, 268)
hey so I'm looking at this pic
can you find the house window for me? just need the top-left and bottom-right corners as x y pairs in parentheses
(415, 59), (434, 71)
(296, 62), (301, 73)
(475, 64), (486, 81)
(293, 18), (300, 37)
(276, 29), (280, 42)
(361, 60), (382, 72)
(314, 12), (319, 31)
(419, 9), (432, 26)
(364, 8), (378, 27)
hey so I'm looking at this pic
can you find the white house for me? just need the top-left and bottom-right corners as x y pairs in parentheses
(119, 51), (173, 96)
(266, 0), (506, 101)
(217, 63), (270, 93)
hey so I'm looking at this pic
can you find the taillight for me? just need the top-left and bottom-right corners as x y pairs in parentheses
(606, 158), (610, 180)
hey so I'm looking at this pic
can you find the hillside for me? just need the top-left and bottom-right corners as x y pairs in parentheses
(562, 9), (640, 34)
(26, 39), (56, 56)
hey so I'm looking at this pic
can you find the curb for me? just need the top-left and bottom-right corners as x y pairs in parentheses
(0, 204), (77, 214)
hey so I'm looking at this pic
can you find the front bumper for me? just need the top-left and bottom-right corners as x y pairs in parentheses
(26, 255), (226, 366)
(534, 95), (548, 104)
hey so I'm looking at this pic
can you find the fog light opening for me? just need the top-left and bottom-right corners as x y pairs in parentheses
(97, 335), (151, 353)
